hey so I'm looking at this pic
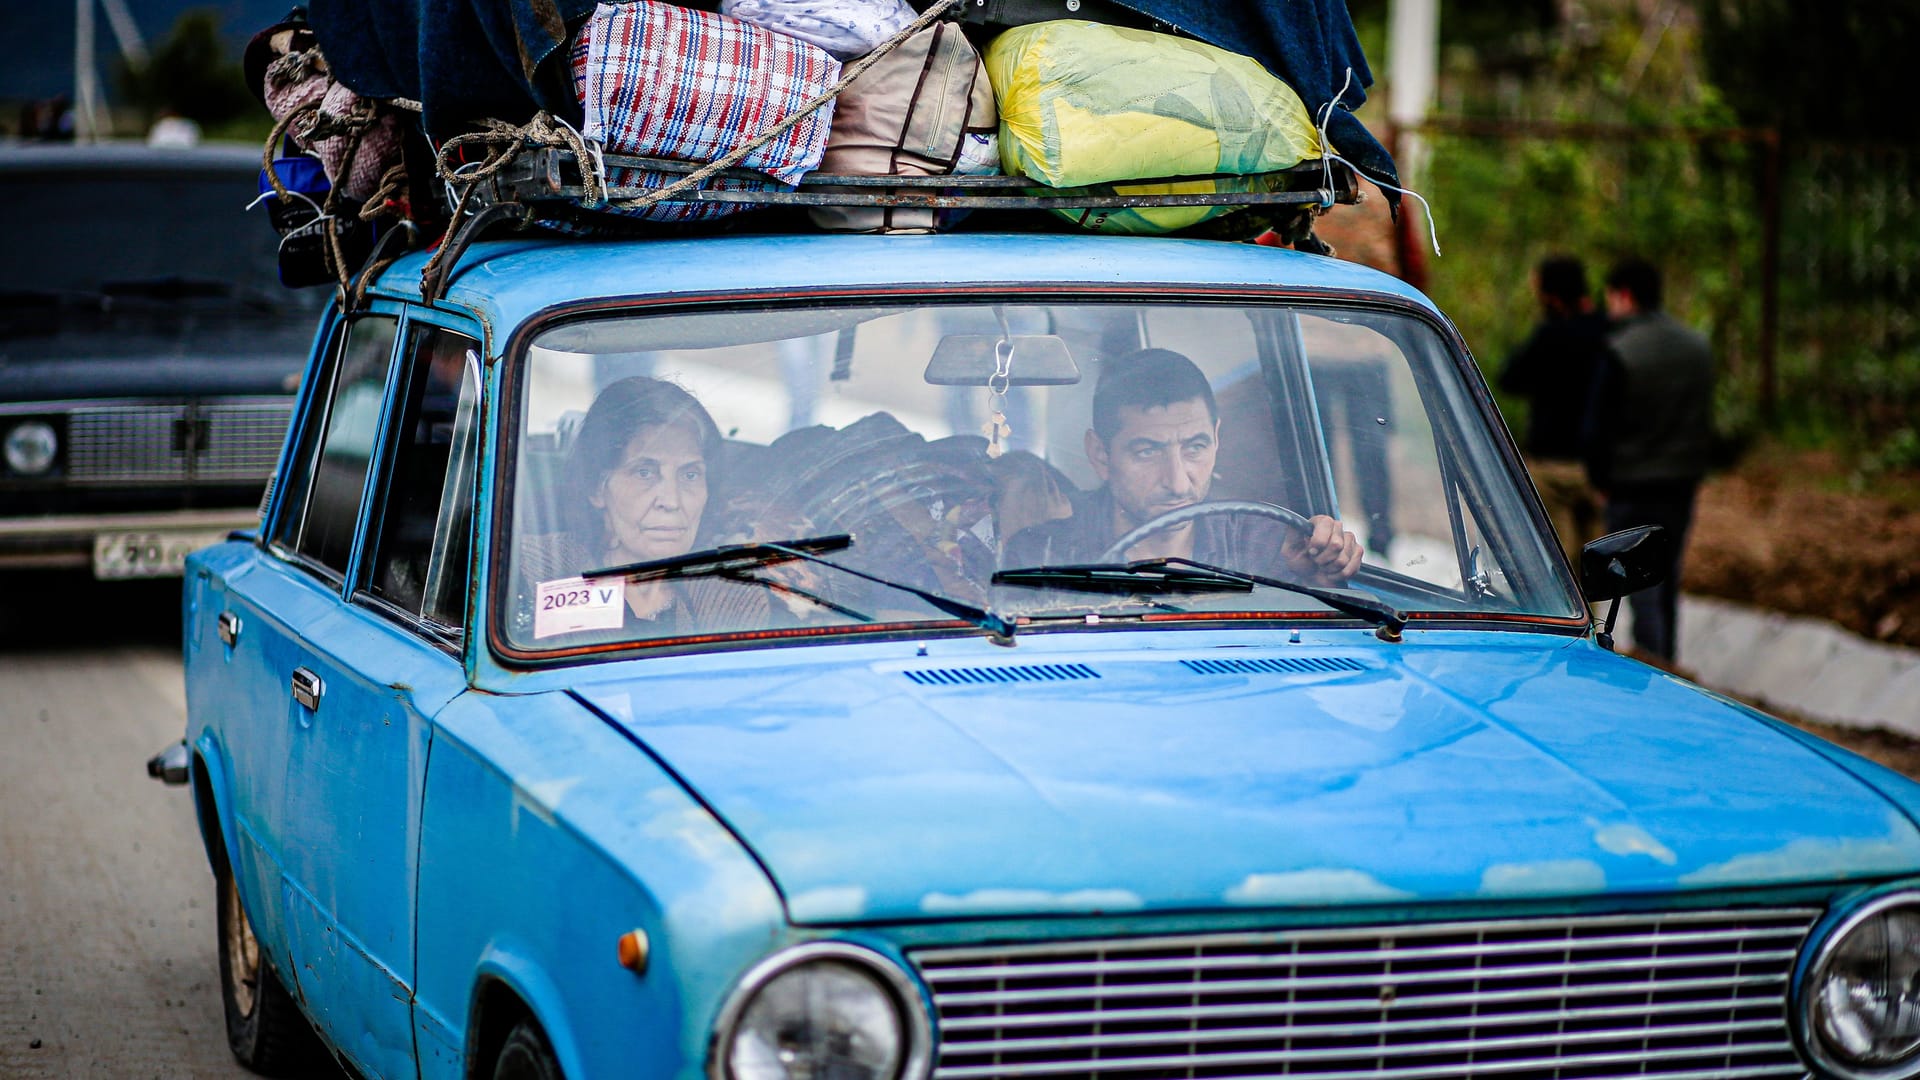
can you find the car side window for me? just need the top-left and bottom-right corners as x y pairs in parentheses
(366, 326), (482, 633)
(273, 316), (399, 576)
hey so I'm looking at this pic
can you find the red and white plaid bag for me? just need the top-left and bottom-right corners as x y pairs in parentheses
(572, 1), (841, 223)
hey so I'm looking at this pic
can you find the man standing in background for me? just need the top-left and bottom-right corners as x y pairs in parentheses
(1500, 254), (1609, 560)
(1587, 256), (1718, 665)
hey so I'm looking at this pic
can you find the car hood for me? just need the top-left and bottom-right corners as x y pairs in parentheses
(572, 635), (1920, 924)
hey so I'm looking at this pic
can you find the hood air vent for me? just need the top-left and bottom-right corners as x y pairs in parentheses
(1181, 656), (1365, 676)
(903, 663), (1099, 687)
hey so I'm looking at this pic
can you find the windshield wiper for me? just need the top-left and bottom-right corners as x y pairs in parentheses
(995, 557), (1408, 642)
(585, 534), (1016, 643)
(720, 570), (875, 624)
(992, 562), (1255, 595)
(586, 534), (855, 582)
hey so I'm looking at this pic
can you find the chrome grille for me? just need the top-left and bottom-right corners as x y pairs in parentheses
(66, 404), (187, 482)
(914, 908), (1818, 1080)
(196, 401), (296, 481)
(65, 399), (291, 484)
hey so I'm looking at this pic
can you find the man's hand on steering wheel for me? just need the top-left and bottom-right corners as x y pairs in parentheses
(1098, 501), (1364, 586)
(1280, 514), (1364, 585)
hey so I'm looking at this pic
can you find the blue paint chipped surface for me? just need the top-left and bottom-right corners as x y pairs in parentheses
(569, 630), (1920, 925)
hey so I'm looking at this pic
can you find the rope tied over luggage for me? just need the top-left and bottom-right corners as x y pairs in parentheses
(264, 47), (327, 93)
(259, 94), (397, 301)
(417, 0), (964, 300)
(436, 111), (608, 207)
(358, 163), (411, 222)
(602, 0), (964, 213)
(429, 0), (968, 220)
(294, 99), (381, 146)
(259, 100), (320, 205)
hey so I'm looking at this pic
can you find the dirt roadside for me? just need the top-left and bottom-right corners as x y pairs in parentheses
(1683, 447), (1920, 776)
(1688, 448), (1920, 650)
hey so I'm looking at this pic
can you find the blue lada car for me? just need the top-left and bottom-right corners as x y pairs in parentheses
(175, 232), (1920, 1080)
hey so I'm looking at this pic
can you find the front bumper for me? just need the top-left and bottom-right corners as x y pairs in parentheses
(0, 507), (258, 571)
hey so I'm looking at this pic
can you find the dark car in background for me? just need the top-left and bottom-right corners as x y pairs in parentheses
(0, 143), (321, 579)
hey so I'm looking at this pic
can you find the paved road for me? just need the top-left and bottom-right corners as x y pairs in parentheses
(0, 574), (253, 1079)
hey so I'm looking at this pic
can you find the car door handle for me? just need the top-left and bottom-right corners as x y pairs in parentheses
(290, 667), (324, 710)
(216, 611), (242, 647)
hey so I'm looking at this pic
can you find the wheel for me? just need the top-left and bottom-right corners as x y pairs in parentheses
(493, 1019), (565, 1080)
(1099, 499), (1312, 563)
(217, 863), (326, 1076)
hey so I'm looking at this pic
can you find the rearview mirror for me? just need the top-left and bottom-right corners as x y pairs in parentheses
(923, 335), (1081, 386)
(1580, 526), (1672, 603)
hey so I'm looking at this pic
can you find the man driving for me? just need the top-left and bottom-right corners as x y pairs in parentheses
(1002, 348), (1363, 585)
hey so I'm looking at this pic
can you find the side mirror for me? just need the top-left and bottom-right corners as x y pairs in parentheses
(1580, 526), (1672, 653)
(1580, 525), (1672, 602)
(923, 335), (1081, 386)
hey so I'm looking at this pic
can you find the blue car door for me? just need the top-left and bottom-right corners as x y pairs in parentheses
(217, 311), (483, 1080)
(282, 317), (483, 1079)
(201, 311), (399, 986)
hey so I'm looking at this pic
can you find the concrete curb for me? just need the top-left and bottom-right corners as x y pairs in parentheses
(1660, 595), (1920, 737)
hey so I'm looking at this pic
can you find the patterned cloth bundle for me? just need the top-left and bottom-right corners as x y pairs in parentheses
(572, 1), (841, 223)
(719, 0), (917, 59)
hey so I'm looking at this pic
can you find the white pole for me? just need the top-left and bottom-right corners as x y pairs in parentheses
(74, 0), (102, 143)
(99, 0), (149, 69)
(1387, 0), (1440, 185)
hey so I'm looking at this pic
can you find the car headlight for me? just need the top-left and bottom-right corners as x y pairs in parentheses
(1804, 892), (1920, 1079)
(4, 420), (58, 475)
(711, 942), (931, 1080)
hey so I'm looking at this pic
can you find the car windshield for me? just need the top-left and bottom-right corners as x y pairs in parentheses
(499, 299), (1584, 653)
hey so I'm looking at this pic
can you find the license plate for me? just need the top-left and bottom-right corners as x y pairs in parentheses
(92, 529), (231, 580)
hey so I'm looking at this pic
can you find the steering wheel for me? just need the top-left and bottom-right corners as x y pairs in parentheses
(1099, 500), (1314, 563)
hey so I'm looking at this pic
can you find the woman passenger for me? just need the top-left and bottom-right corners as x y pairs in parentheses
(520, 376), (764, 633)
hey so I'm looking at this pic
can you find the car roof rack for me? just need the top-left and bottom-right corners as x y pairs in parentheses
(413, 149), (1365, 304)
(465, 148), (1362, 216)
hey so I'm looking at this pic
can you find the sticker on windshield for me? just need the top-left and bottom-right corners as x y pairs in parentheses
(534, 576), (624, 638)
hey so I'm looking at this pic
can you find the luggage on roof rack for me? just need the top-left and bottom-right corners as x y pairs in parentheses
(464, 148), (1360, 219)
(303, 0), (1400, 204)
(259, 0), (1392, 304)
(450, 2), (1360, 238)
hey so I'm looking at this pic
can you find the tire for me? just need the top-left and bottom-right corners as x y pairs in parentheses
(493, 1019), (565, 1080)
(216, 862), (327, 1076)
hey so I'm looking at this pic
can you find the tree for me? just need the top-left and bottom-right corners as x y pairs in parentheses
(1697, 0), (1913, 142)
(116, 9), (253, 128)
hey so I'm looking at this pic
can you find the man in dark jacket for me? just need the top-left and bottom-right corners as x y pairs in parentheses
(1500, 255), (1609, 560)
(1001, 348), (1362, 584)
(1587, 257), (1717, 663)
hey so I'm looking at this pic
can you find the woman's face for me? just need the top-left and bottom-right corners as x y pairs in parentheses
(591, 420), (709, 564)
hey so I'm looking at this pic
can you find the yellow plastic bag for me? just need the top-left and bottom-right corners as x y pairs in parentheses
(985, 20), (1323, 234)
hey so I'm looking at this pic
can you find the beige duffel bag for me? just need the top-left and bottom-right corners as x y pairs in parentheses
(808, 21), (1000, 234)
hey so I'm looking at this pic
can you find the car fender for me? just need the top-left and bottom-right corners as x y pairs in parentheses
(466, 943), (591, 1080)
(1744, 700), (1920, 831)
(418, 689), (792, 1080)
(190, 730), (236, 875)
